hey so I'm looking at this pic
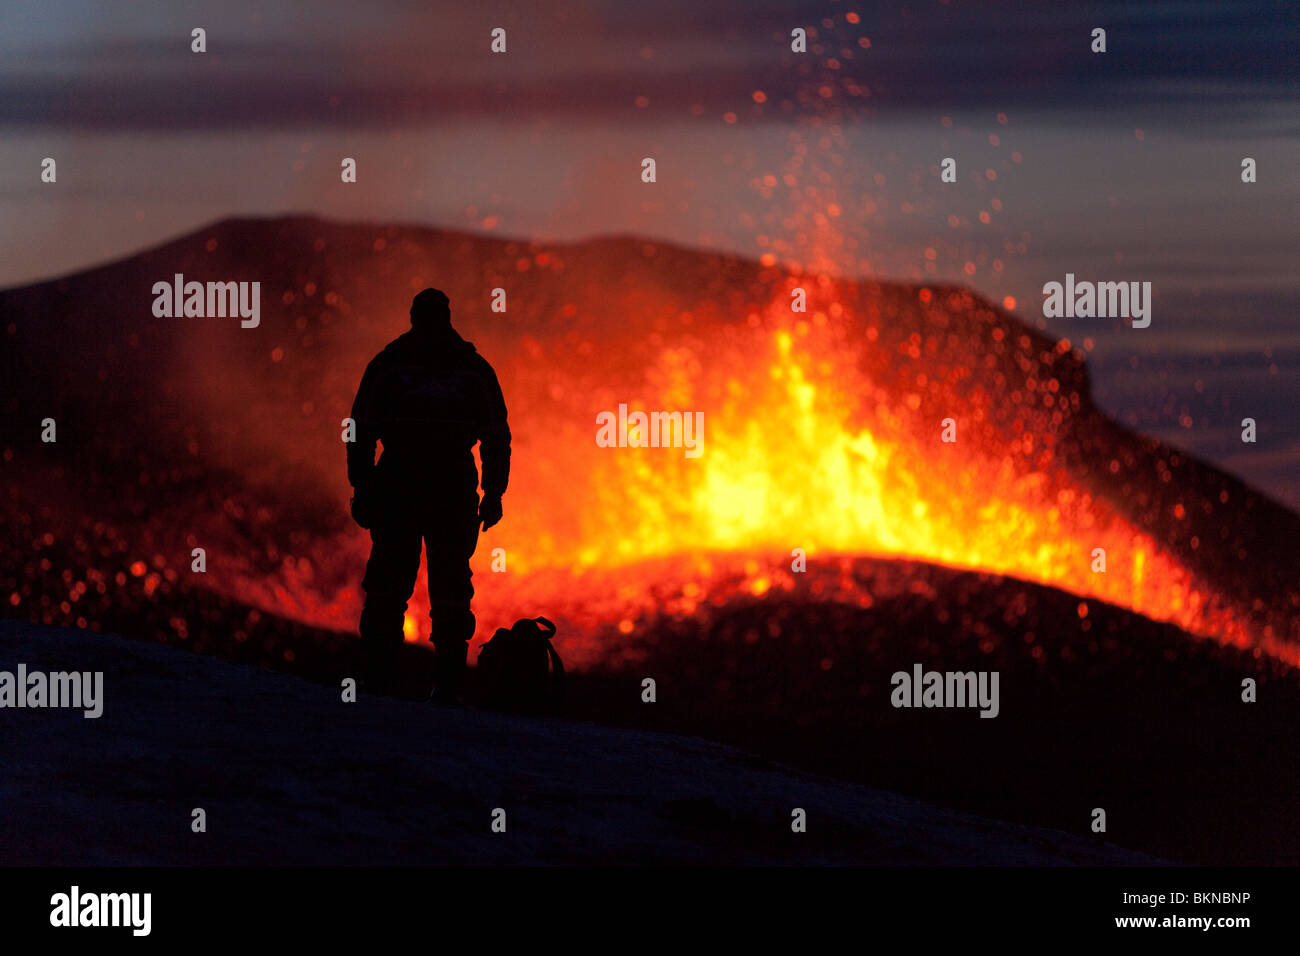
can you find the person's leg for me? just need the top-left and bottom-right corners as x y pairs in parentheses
(359, 521), (423, 695)
(425, 496), (481, 702)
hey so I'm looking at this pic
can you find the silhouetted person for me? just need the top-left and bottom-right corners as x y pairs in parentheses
(347, 288), (510, 702)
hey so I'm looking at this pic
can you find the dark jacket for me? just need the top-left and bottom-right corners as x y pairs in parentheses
(347, 325), (510, 500)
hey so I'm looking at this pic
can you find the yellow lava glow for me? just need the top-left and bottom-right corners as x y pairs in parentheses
(543, 307), (1246, 648)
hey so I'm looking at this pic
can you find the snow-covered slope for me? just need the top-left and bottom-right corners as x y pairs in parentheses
(0, 622), (1157, 866)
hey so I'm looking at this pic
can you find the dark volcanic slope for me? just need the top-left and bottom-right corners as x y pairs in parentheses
(0, 622), (1159, 866)
(561, 555), (1300, 866)
(3, 541), (1292, 863)
(1, 214), (1296, 659)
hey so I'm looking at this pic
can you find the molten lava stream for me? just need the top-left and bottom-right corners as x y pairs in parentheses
(518, 324), (1254, 652)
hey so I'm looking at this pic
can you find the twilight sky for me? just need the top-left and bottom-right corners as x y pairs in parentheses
(1, 0), (1297, 504)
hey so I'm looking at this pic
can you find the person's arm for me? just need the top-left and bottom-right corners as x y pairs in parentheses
(477, 362), (511, 528)
(347, 357), (383, 491)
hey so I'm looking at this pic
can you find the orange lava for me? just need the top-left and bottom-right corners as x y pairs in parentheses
(213, 282), (1256, 659)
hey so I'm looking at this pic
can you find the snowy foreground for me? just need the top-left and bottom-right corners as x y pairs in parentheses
(0, 621), (1158, 866)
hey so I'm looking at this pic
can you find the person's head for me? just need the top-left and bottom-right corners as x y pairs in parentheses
(410, 288), (451, 330)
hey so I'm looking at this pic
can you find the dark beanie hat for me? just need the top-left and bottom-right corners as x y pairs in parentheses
(410, 288), (451, 327)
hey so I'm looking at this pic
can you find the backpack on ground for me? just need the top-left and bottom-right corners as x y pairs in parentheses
(476, 616), (564, 711)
